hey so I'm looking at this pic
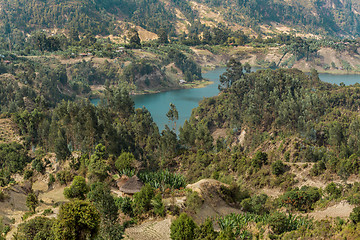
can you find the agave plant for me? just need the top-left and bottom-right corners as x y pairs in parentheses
(138, 170), (187, 191)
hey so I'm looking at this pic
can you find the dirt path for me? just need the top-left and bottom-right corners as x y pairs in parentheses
(307, 201), (354, 220)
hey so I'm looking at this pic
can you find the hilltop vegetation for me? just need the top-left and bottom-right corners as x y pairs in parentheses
(1, 0), (360, 42)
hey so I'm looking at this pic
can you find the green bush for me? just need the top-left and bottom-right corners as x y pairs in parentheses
(281, 186), (321, 211)
(170, 213), (197, 240)
(115, 197), (133, 217)
(63, 176), (89, 200)
(325, 182), (342, 199)
(23, 170), (33, 180)
(195, 218), (217, 240)
(16, 217), (54, 240)
(151, 193), (165, 217)
(251, 151), (268, 168)
(26, 193), (39, 213)
(133, 184), (155, 215)
(56, 170), (73, 185)
(32, 158), (44, 173)
(48, 174), (55, 187)
(115, 152), (135, 173)
(350, 207), (360, 224)
(272, 160), (286, 176)
(240, 194), (269, 214)
(185, 191), (203, 214)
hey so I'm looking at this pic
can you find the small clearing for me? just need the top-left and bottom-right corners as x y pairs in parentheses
(307, 201), (354, 220)
(123, 217), (172, 240)
(0, 118), (22, 144)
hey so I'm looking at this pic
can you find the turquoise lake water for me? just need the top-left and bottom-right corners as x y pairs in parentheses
(92, 68), (360, 131)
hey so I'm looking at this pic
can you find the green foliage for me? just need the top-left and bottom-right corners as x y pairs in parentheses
(166, 49), (201, 82)
(281, 186), (321, 212)
(272, 160), (286, 176)
(350, 207), (360, 224)
(56, 170), (74, 185)
(195, 218), (217, 240)
(87, 182), (118, 222)
(268, 212), (312, 235)
(23, 170), (33, 180)
(151, 193), (165, 217)
(32, 158), (45, 173)
(138, 170), (186, 191)
(26, 193), (39, 213)
(64, 176), (89, 200)
(240, 194), (269, 215)
(54, 129), (71, 161)
(87, 182), (122, 239)
(0, 143), (30, 186)
(219, 58), (244, 90)
(87, 144), (109, 182)
(16, 216), (54, 240)
(325, 182), (342, 199)
(133, 184), (155, 215)
(53, 200), (100, 240)
(48, 174), (55, 187)
(170, 213), (197, 240)
(115, 152), (135, 173)
(251, 151), (268, 169)
(217, 213), (262, 238)
(185, 191), (203, 214)
(166, 103), (179, 130)
(219, 183), (250, 205)
(114, 197), (133, 217)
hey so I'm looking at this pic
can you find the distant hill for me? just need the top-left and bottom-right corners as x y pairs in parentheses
(0, 0), (359, 39)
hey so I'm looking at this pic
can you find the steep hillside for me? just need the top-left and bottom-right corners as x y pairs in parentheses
(0, 0), (359, 40)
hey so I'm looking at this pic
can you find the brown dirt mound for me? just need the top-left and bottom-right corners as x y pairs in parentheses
(187, 179), (242, 224)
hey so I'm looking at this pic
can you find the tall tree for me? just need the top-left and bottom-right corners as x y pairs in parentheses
(166, 103), (179, 131)
(219, 58), (244, 90)
(53, 200), (100, 240)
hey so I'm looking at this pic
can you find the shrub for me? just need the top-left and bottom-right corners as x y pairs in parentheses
(23, 170), (33, 180)
(133, 184), (155, 215)
(268, 212), (312, 235)
(115, 152), (135, 173)
(350, 207), (360, 224)
(32, 158), (44, 173)
(281, 186), (321, 211)
(251, 151), (268, 168)
(195, 218), (217, 240)
(151, 193), (165, 217)
(240, 194), (269, 214)
(185, 191), (203, 214)
(16, 217), (54, 240)
(56, 170), (73, 185)
(170, 213), (197, 240)
(26, 193), (39, 213)
(48, 174), (55, 187)
(63, 176), (89, 200)
(272, 160), (286, 176)
(325, 182), (342, 199)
